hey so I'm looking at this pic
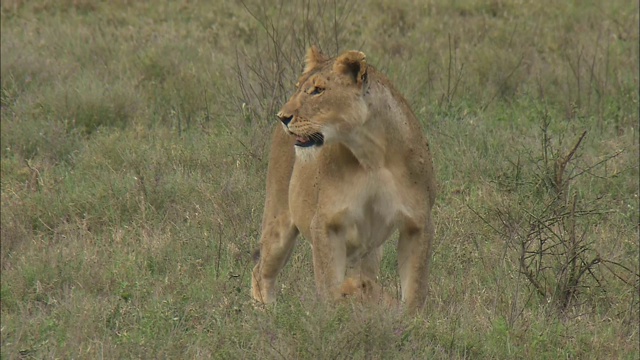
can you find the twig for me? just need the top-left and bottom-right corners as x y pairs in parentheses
(481, 53), (525, 111)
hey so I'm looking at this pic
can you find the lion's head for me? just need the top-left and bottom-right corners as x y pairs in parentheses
(277, 46), (369, 148)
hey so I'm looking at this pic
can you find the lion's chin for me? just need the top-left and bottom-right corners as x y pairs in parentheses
(294, 133), (324, 147)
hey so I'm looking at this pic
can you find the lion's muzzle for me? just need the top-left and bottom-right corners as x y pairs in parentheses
(295, 133), (324, 147)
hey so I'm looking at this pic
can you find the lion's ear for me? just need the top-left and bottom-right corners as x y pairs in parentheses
(304, 45), (328, 73)
(333, 50), (367, 85)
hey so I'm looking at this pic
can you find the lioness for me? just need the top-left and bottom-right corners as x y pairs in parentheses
(251, 46), (436, 311)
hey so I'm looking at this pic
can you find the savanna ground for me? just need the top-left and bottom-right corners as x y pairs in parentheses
(1, 0), (638, 358)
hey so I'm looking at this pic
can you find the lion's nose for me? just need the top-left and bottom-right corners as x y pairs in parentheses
(277, 112), (293, 126)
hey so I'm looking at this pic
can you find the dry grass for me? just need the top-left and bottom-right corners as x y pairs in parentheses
(1, 0), (638, 358)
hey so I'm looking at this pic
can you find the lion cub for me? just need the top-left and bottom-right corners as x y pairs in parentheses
(251, 46), (436, 311)
(338, 276), (398, 308)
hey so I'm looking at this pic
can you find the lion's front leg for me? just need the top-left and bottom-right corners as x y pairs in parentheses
(397, 213), (434, 312)
(310, 213), (349, 300)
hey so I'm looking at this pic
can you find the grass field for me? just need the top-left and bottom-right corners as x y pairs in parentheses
(1, 0), (638, 358)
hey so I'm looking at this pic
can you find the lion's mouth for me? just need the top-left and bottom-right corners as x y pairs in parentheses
(294, 133), (324, 147)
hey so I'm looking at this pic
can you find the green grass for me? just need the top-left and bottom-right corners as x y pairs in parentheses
(1, 0), (638, 358)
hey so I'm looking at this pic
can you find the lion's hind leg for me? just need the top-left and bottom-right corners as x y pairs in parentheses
(251, 218), (298, 304)
(251, 125), (298, 305)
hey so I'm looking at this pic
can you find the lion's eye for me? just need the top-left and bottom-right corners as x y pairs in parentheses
(310, 87), (324, 95)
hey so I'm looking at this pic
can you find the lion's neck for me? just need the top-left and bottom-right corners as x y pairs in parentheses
(342, 128), (386, 170)
(343, 84), (408, 170)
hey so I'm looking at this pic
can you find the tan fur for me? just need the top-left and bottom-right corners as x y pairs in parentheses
(338, 276), (398, 308)
(251, 46), (436, 312)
